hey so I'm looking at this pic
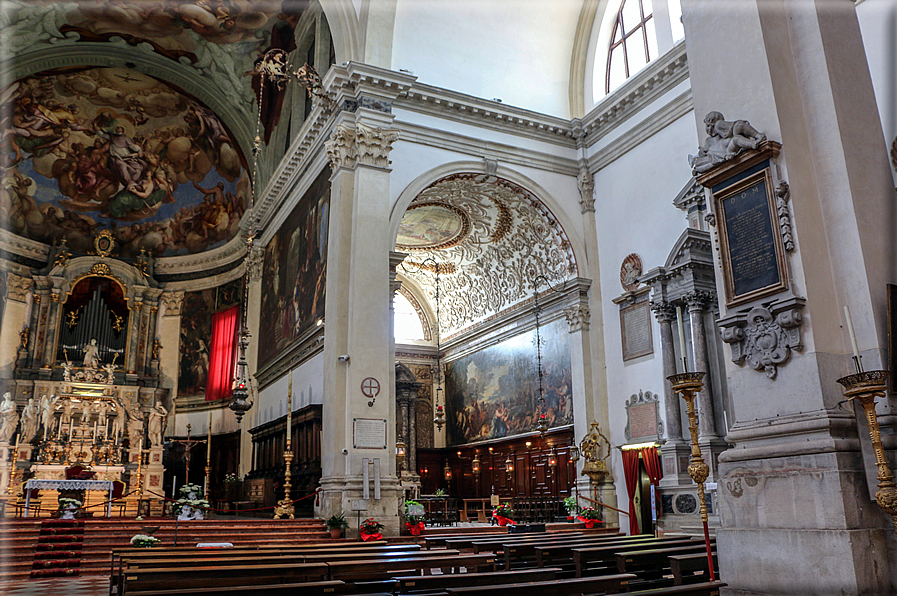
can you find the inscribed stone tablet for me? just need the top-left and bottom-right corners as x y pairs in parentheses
(620, 301), (653, 361)
(629, 403), (658, 441)
(715, 169), (787, 306)
(353, 418), (387, 449)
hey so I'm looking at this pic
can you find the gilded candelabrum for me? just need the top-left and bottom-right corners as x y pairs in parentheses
(274, 449), (295, 520)
(668, 371), (711, 523)
(836, 370), (897, 533)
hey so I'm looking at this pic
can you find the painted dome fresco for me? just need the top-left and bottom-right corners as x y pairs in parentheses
(1, 66), (249, 258)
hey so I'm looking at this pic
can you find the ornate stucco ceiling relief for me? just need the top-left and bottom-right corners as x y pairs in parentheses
(397, 174), (576, 336)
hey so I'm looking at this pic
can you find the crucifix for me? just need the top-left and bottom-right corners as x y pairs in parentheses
(169, 423), (206, 490)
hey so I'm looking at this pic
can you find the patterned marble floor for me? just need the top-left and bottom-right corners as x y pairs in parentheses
(0, 577), (108, 596)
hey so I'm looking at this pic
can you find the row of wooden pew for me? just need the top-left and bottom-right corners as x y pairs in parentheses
(110, 531), (723, 596)
(423, 528), (720, 590)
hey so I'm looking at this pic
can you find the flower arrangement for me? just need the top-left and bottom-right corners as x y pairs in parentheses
(435, 488), (446, 497)
(360, 517), (384, 541)
(493, 502), (513, 517)
(405, 500), (426, 535)
(58, 498), (82, 509)
(579, 506), (601, 520)
(171, 483), (209, 518)
(564, 496), (578, 516)
(223, 473), (240, 484)
(130, 534), (162, 548)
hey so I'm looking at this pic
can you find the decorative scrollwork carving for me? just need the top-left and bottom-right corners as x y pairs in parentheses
(719, 297), (805, 379)
(775, 181), (795, 252)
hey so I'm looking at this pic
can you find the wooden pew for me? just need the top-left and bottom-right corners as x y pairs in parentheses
(616, 544), (711, 576)
(444, 574), (638, 596)
(472, 532), (621, 554)
(113, 544), (418, 594)
(668, 552), (718, 586)
(122, 562), (330, 594)
(425, 533), (507, 550)
(626, 581), (727, 595)
(126, 579), (348, 596)
(573, 538), (703, 577)
(394, 568), (561, 594)
(503, 534), (652, 570)
(535, 535), (683, 569)
(327, 554), (497, 581)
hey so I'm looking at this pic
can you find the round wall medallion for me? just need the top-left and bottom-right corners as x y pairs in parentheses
(620, 253), (643, 291)
(396, 203), (471, 251)
(675, 493), (698, 514)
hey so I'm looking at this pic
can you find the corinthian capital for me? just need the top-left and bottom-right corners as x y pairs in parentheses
(563, 304), (590, 333)
(325, 124), (358, 171)
(355, 123), (400, 168)
(6, 273), (33, 302)
(160, 291), (185, 316)
(650, 300), (676, 322)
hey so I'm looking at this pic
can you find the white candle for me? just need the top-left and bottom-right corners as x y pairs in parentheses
(14, 432), (19, 450)
(676, 305), (688, 371)
(844, 306), (860, 359)
(287, 372), (292, 442)
(69, 419), (73, 436)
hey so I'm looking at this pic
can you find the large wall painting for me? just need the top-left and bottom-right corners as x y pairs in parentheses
(445, 318), (573, 446)
(1, 67), (248, 257)
(258, 167), (330, 369)
(178, 279), (243, 398)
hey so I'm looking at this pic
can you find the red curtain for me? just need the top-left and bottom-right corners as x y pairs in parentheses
(622, 449), (641, 535)
(205, 305), (239, 402)
(641, 447), (663, 519)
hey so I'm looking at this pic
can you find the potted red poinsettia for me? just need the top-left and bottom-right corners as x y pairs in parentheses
(492, 502), (516, 526)
(360, 518), (383, 541)
(576, 506), (604, 529)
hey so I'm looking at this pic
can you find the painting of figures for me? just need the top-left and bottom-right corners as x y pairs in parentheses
(258, 167), (330, 369)
(445, 318), (574, 446)
(178, 279), (242, 398)
(0, 67), (248, 257)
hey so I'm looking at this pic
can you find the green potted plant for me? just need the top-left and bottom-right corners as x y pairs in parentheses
(564, 496), (578, 521)
(130, 534), (162, 548)
(405, 500), (426, 535)
(325, 513), (348, 539)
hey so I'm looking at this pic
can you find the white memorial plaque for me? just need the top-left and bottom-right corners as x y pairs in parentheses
(353, 418), (387, 449)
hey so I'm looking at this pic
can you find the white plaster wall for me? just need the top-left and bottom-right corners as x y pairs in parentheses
(173, 406), (239, 437)
(391, 0), (581, 118)
(254, 352), (325, 427)
(589, 111), (698, 524)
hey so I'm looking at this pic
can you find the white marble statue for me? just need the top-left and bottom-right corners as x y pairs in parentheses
(62, 361), (72, 382)
(20, 397), (39, 443)
(126, 401), (145, 446)
(103, 363), (116, 384)
(147, 403), (168, 448)
(0, 392), (19, 443)
(110, 402), (124, 442)
(689, 111), (767, 174)
(82, 338), (100, 369)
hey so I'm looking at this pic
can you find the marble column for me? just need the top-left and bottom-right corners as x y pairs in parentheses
(408, 396), (418, 476)
(41, 288), (63, 371)
(685, 292), (717, 438)
(682, 0), (896, 592)
(317, 63), (415, 537)
(651, 301), (683, 442)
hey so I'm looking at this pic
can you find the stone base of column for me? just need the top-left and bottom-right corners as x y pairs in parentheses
(16, 348), (28, 371)
(698, 436), (729, 483)
(595, 477), (619, 528)
(317, 474), (403, 537)
(659, 440), (693, 488)
(38, 367), (51, 380)
(717, 446), (895, 594)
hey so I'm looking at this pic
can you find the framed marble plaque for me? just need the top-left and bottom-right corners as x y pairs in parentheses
(713, 168), (788, 307)
(620, 299), (653, 361)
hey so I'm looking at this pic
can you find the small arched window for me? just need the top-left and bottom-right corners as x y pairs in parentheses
(394, 292), (426, 342)
(606, 0), (658, 94)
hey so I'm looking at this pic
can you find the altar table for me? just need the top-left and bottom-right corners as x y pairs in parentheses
(24, 479), (114, 517)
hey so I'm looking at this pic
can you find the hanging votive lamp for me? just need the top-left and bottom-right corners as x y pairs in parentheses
(536, 413), (549, 437)
(472, 452), (481, 474)
(505, 454), (514, 474)
(548, 446), (557, 470)
(434, 404), (446, 430)
(569, 445), (580, 464)
(396, 441), (406, 466)
(444, 462), (452, 480)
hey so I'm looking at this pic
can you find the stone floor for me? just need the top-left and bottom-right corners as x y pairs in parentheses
(0, 577), (108, 596)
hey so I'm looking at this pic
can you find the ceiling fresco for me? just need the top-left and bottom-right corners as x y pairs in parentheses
(1, 67), (249, 257)
(397, 174), (577, 337)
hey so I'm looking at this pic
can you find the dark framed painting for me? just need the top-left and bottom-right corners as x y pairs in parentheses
(713, 168), (789, 307)
(258, 167), (331, 370)
(444, 318), (573, 446)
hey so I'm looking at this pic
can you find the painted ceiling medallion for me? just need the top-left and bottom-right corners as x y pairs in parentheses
(396, 203), (471, 251)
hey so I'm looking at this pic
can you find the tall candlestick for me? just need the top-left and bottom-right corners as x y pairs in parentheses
(676, 305), (688, 372)
(14, 432), (19, 450)
(844, 305), (860, 358)
(286, 371), (292, 448)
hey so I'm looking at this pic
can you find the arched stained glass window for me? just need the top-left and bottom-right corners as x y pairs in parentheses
(606, 0), (659, 93)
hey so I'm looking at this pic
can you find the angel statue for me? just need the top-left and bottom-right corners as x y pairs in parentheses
(689, 111), (766, 174)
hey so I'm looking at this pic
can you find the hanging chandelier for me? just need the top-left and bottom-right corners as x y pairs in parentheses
(229, 50), (330, 423)
(531, 275), (566, 437)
